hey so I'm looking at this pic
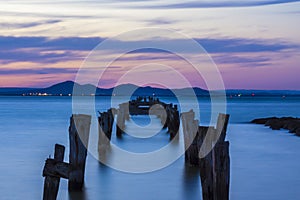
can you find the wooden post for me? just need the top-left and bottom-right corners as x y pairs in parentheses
(181, 110), (199, 165)
(199, 151), (214, 200)
(124, 102), (130, 121)
(168, 106), (180, 140)
(68, 114), (91, 191)
(198, 126), (214, 200)
(163, 104), (170, 128)
(116, 103), (127, 137)
(98, 109), (114, 152)
(108, 108), (115, 136)
(198, 113), (230, 200)
(213, 141), (230, 200)
(212, 113), (230, 200)
(216, 114), (230, 143)
(158, 104), (167, 127)
(42, 144), (65, 200)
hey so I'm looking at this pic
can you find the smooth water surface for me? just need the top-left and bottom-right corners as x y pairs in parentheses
(0, 96), (299, 199)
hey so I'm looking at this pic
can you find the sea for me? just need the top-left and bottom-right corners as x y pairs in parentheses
(0, 96), (299, 200)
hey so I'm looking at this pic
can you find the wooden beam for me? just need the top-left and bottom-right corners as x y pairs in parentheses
(42, 144), (65, 200)
(43, 159), (70, 179)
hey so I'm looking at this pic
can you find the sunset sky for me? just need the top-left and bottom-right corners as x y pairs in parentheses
(0, 0), (299, 89)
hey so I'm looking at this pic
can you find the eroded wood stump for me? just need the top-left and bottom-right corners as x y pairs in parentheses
(68, 114), (91, 191)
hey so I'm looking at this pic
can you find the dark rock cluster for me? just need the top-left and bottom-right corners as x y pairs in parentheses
(251, 117), (300, 136)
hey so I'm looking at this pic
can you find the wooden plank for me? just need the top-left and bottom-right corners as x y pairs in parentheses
(43, 159), (70, 179)
(68, 114), (91, 191)
(43, 144), (65, 200)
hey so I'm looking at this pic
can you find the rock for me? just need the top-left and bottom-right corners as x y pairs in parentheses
(287, 121), (300, 133)
(296, 128), (300, 136)
(251, 116), (300, 134)
(251, 117), (278, 124)
(266, 119), (283, 130)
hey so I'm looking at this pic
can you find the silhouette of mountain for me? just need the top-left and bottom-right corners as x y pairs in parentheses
(0, 81), (299, 96)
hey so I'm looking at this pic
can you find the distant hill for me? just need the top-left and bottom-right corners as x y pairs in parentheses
(0, 81), (208, 96)
(0, 81), (299, 96)
(38, 81), (99, 96)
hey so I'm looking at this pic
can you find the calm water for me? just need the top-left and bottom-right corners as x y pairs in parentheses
(0, 96), (299, 200)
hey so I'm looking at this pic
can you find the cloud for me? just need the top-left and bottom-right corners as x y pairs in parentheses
(213, 54), (271, 67)
(0, 35), (297, 64)
(0, 10), (108, 19)
(0, 67), (78, 75)
(196, 38), (297, 53)
(0, 49), (81, 64)
(130, 0), (300, 9)
(29, 0), (299, 8)
(145, 18), (178, 26)
(0, 36), (103, 63)
(0, 36), (104, 51)
(0, 20), (61, 29)
(119, 38), (297, 54)
(0, 35), (295, 53)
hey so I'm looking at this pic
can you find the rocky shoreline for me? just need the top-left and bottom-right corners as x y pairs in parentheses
(251, 117), (300, 136)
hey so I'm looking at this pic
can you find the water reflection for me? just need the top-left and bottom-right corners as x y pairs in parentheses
(181, 165), (201, 200)
(86, 114), (202, 199)
(68, 189), (88, 200)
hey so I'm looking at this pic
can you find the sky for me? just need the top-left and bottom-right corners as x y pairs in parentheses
(0, 0), (299, 90)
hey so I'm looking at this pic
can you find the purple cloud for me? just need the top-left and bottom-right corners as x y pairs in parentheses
(0, 67), (78, 75)
(0, 35), (297, 64)
(130, 0), (300, 9)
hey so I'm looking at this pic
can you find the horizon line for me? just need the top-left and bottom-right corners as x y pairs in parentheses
(0, 80), (300, 91)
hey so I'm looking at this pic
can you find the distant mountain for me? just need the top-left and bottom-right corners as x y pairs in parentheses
(0, 81), (209, 96)
(38, 81), (99, 95)
(0, 81), (299, 96)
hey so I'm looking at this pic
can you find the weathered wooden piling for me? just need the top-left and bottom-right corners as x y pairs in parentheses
(116, 103), (128, 137)
(98, 109), (115, 150)
(216, 114), (230, 144)
(161, 103), (180, 140)
(181, 111), (230, 200)
(199, 150), (214, 200)
(167, 104), (180, 139)
(42, 97), (231, 199)
(212, 141), (230, 200)
(68, 114), (91, 191)
(42, 144), (67, 200)
(181, 110), (199, 164)
(163, 104), (171, 129)
(200, 114), (230, 200)
(150, 103), (167, 127)
(121, 102), (130, 121)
